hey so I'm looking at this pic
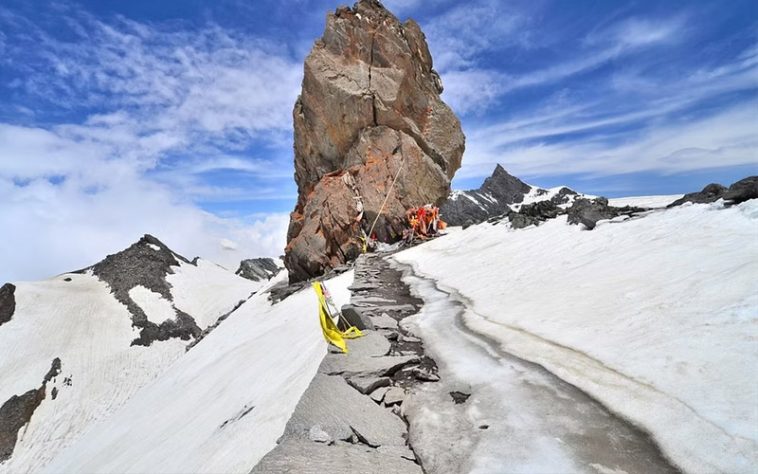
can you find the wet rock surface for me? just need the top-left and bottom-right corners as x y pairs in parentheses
(284, 0), (465, 283)
(251, 252), (436, 473)
(235, 258), (281, 282)
(0, 358), (61, 463)
(83, 234), (201, 346)
(0, 283), (16, 327)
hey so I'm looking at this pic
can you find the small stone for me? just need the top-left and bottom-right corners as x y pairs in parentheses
(383, 387), (405, 406)
(309, 425), (332, 443)
(370, 386), (390, 403)
(372, 313), (399, 330)
(400, 335), (420, 343)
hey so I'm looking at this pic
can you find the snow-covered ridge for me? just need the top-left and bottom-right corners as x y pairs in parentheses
(0, 235), (262, 473)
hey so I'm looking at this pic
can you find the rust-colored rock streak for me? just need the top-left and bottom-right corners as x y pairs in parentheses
(285, 0), (465, 282)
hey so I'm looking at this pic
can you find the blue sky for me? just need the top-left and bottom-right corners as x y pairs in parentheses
(0, 0), (756, 280)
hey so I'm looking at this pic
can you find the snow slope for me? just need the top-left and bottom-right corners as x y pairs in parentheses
(43, 271), (354, 474)
(0, 253), (260, 473)
(0, 272), (186, 473)
(394, 198), (758, 473)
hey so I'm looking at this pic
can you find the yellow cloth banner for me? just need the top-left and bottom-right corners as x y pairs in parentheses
(312, 281), (363, 353)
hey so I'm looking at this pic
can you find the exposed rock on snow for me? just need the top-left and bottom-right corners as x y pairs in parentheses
(566, 197), (647, 230)
(284, 0), (465, 283)
(667, 176), (757, 207)
(0, 283), (15, 327)
(0, 358), (60, 463)
(235, 258), (281, 281)
(667, 183), (727, 207)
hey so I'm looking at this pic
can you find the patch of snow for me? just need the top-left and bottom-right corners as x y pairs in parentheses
(609, 194), (681, 208)
(394, 199), (758, 473)
(146, 243), (161, 251)
(128, 285), (176, 324)
(43, 271), (355, 474)
(167, 259), (258, 329)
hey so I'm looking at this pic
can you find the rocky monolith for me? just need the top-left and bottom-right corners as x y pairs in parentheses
(284, 0), (465, 282)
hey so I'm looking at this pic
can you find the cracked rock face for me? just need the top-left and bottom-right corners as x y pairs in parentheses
(285, 0), (465, 282)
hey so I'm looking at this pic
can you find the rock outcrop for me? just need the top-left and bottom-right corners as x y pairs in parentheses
(235, 258), (281, 282)
(284, 0), (465, 282)
(667, 176), (758, 208)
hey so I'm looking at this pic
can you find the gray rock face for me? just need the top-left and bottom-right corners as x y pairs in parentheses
(285, 0), (465, 283)
(0, 283), (16, 327)
(84, 234), (200, 346)
(235, 258), (280, 282)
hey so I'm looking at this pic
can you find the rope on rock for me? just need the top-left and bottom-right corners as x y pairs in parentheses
(363, 158), (405, 253)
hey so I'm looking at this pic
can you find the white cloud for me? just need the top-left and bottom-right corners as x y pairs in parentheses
(461, 100), (758, 180)
(0, 10), (300, 281)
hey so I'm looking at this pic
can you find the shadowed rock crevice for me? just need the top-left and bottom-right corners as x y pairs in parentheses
(0, 358), (61, 464)
(0, 283), (16, 327)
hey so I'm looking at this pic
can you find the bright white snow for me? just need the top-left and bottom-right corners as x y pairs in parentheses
(394, 198), (758, 473)
(167, 258), (259, 328)
(129, 285), (177, 324)
(42, 271), (354, 474)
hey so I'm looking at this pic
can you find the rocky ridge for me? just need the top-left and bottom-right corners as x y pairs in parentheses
(284, 0), (465, 283)
(441, 165), (581, 228)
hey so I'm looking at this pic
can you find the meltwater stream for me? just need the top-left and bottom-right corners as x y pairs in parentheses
(394, 261), (679, 474)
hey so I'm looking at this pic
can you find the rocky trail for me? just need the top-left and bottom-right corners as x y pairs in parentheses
(252, 252), (438, 473)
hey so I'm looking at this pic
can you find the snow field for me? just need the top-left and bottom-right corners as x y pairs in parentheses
(395, 198), (758, 473)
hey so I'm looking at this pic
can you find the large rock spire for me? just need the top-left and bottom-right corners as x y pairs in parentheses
(285, 0), (465, 282)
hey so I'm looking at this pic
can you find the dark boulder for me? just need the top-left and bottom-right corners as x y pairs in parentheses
(567, 198), (646, 230)
(723, 176), (758, 204)
(0, 283), (16, 327)
(667, 183), (727, 207)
